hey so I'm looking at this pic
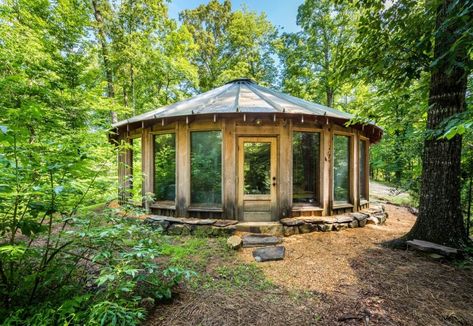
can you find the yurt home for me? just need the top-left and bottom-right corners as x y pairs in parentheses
(111, 78), (382, 225)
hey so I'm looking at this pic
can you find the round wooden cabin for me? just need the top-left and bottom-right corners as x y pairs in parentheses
(112, 78), (382, 221)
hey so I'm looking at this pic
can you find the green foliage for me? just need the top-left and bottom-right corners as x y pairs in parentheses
(180, 0), (277, 91)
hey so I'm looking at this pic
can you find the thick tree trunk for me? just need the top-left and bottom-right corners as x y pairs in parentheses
(406, 0), (468, 247)
(91, 0), (117, 124)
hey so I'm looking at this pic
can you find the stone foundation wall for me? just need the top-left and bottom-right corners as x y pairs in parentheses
(144, 204), (387, 237)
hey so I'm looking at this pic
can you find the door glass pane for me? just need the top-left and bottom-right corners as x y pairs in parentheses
(334, 135), (350, 202)
(244, 142), (271, 195)
(293, 132), (320, 204)
(359, 140), (367, 200)
(131, 138), (142, 203)
(154, 133), (176, 202)
(191, 131), (222, 206)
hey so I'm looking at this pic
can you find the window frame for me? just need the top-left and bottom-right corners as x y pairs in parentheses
(359, 137), (370, 203)
(152, 131), (177, 207)
(128, 135), (143, 206)
(291, 128), (323, 208)
(188, 128), (224, 209)
(332, 132), (354, 207)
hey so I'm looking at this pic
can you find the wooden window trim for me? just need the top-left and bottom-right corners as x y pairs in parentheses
(189, 128), (224, 209)
(291, 129), (323, 208)
(332, 132), (354, 205)
(153, 131), (177, 206)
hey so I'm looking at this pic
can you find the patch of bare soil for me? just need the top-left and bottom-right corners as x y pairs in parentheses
(147, 205), (473, 325)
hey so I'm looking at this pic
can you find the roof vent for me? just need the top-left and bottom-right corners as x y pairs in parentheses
(225, 78), (254, 84)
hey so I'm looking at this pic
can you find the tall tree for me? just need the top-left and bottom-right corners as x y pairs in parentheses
(179, 0), (277, 91)
(353, 0), (473, 247)
(295, 0), (356, 107)
(91, 0), (118, 123)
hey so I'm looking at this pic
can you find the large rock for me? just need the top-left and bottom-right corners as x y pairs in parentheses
(406, 239), (459, 258)
(252, 246), (285, 262)
(336, 215), (354, 223)
(167, 224), (192, 235)
(366, 216), (379, 225)
(213, 219), (239, 227)
(300, 217), (334, 224)
(318, 224), (332, 232)
(280, 218), (304, 226)
(227, 235), (242, 250)
(332, 223), (348, 231)
(348, 220), (359, 228)
(298, 223), (318, 234)
(181, 218), (215, 225)
(242, 234), (283, 247)
(358, 218), (367, 227)
(148, 215), (182, 223)
(283, 226), (299, 237)
(350, 212), (369, 222)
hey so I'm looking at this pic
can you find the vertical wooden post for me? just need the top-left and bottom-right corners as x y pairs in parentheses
(352, 131), (359, 211)
(118, 138), (133, 204)
(142, 127), (154, 209)
(223, 119), (236, 219)
(176, 120), (189, 217)
(321, 124), (332, 215)
(278, 119), (292, 219)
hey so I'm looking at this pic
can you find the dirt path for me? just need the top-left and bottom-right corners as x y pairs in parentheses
(148, 204), (473, 326)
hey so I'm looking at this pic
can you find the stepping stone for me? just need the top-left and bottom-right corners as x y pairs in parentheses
(252, 246), (285, 262)
(242, 234), (283, 247)
(407, 239), (459, 258)
(213, 219), (239, 227)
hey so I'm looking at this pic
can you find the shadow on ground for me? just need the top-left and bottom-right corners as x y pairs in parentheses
(146, 205), (473, 326)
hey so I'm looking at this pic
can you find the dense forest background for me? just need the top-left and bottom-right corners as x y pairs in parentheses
(0, 0), (472, 324)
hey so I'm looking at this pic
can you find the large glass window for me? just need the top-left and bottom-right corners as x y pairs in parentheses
(131, 138), (142, 203)
(154, 133), (176, 202)
(359, 140), (367, 200)
(333, 135), (350, 203)
(292, 132), (320, 205)
(244, 142), (271, 195)
(191, 131), (222, 206)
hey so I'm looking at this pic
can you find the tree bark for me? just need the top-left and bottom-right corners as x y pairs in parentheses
(405, 0), (469, 247)
(91, 0), (117, 124)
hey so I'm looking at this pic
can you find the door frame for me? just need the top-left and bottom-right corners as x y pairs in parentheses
(237, 136), (278, 221)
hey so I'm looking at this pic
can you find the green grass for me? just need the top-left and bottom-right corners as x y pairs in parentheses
(159, 235), (274, 292)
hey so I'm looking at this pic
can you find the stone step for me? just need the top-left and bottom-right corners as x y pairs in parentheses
(242, 234), (283, 248)
(236, 222), (283, 235)
(252, 246), (285, 262)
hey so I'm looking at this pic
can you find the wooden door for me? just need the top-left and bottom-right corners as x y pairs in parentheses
(238, 137), (277, 221)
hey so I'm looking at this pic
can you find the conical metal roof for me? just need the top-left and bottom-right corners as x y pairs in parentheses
(112, 78), (357, 128)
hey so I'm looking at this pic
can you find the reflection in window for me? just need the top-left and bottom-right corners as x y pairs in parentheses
(154, 133), (176, 202)
(191, 131), (222, 206)
(131, 138), (142, 203)
(293, 132), (320, 204)
(359, 140), (367, 200)
(244, 142), (271, 195)
(334, 135), (350, 202)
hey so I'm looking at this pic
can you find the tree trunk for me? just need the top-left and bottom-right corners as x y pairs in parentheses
(91, 0), (117, 124)
(405, 0), (469, 247)
(467, 176), (472, 237)
(326, 87), (334, 108)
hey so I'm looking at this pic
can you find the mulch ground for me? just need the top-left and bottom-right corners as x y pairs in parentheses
(146, 205), (473, 326)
